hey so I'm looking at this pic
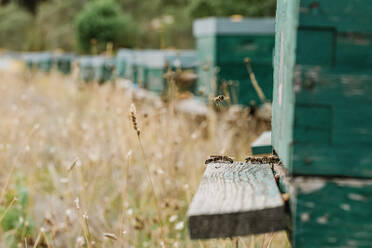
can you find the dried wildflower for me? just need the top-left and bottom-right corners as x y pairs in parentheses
(175, 221), (184, 230)
(76, 236), (85, 246)
(68, 158), (81, 172)
(74, 198), (80, 209)
(103, 232), (118, 241)
(126, 150), (133, 159)
(169, 215), (178, 223)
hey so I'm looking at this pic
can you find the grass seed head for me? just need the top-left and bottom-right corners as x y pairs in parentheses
(130, 103), (140, 136)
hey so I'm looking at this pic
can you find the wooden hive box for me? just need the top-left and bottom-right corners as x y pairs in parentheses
(54, 53), (75, 75)
(138, 50), (197, 94)
(92, 56), (115, 84)
(36, 52), (53, 72)
(272, 0), (372, 178)
(165, 51), (197, 93)
(23, 53), (38, 70)
(116, 48), (133, 79)
(193, 17), (276, 105)
(78, 56), (95, 82)
(272, 0), (372, 246)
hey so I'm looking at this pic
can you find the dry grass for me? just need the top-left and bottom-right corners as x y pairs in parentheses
(0, 67), (289, 247)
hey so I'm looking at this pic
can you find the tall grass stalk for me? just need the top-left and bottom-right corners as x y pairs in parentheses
(130, 103), (167, 247)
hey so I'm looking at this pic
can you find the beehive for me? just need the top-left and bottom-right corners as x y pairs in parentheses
(79, 56), (95, 82)
(92, 56), (115, 84)
(116, 49), (133, 79)
(193, 17), (275, 105)
(272, 1), (372, 246)
(137, 50), (197, 94)
(165, 51), (197, 93)
(272, 0), (372, 178)
(36, 52), (53, 72)
(55, 54), (75, 75)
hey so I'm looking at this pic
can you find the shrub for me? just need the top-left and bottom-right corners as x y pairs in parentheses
(75, 0), (137, 53)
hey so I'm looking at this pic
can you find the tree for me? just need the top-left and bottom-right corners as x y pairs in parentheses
(75, 0), (137, 53)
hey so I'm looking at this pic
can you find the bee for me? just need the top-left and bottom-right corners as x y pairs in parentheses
(214, 95), (228, 103)
(245, 155), (280, 164)
(205, 155), (234, 164)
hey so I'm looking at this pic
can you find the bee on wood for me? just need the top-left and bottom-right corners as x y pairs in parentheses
(245, 155), (280, 164)
(205, 155), (234, 164)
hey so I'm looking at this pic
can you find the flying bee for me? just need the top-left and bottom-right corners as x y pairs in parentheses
(245, 155), (280, 164)
(214, 95), (228, 103)
(205, 155), (234, 165)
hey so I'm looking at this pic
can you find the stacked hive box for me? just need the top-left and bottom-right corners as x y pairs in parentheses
(55, 54), (75, 74)
(79, 56), (95, 82)
(272, 0), (372, 246)
(79, 56), (115, 83)
(116, 49), (133, 79)
(165, 51), (197, 93)
(24, 52), (53, 72)
(137, 50), (197, 94)
(193, 17), (275, 105)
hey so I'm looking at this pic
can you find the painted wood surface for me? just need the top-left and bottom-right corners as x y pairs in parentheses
(272, 0), (298, 170)
(292, 177), (372, 247)
(187, 162), (286, 239)
(252, 131), (272, 155)
(272, 0), (372, 177)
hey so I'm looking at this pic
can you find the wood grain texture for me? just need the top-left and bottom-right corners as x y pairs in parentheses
(187, 162), (286, 239)
(252, 131), (272, 155)
(292, 177), (372, 247)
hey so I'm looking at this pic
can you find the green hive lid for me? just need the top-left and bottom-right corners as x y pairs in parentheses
(193, 17), (275, 36)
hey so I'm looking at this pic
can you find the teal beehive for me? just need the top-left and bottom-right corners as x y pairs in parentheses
(271, 0), (372, 246)
(138, 50), (197, 94)
(272, 0), (372, 178)
(36, 52), (53, 72)
(78, 56), (95, 82)
(116, 49), (133, 79)
(193, 17), (275, 105)
(92, 56), (115, 84)
(55, 54), (75, 75)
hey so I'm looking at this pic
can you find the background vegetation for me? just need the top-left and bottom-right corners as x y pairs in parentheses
(0, 0), (276, 52)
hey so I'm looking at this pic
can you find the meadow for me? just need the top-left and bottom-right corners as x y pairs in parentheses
(0, 65), (289, 247)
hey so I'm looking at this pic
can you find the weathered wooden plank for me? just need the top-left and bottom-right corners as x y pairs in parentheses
(187, 162), (286, 239)
(252, 131), (272, 155)
(292, 177), (372, 247)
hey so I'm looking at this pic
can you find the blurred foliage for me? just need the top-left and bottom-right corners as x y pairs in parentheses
(0, 3), (33, 50)
(188, 0), (276, 18)
(75, 0), (137, 53)
(33, 0), (88, 51)
(0, 178), (35, 248)
(0, 0), (276, 52)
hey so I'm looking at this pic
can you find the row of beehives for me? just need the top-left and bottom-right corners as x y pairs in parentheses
(21, 17), (277, 106)
(22, 50), (197, 90)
